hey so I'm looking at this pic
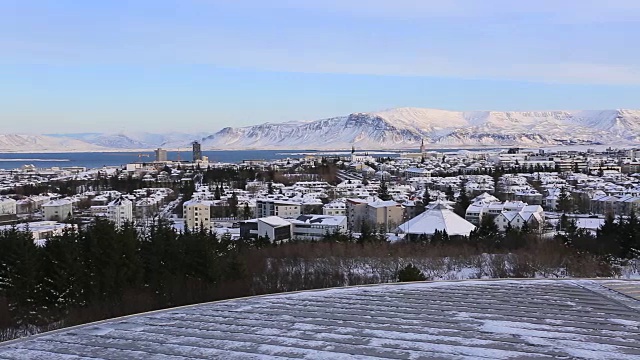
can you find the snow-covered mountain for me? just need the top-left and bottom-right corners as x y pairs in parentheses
(200, 108), (640, 150)
(0, 134), (108, 152)
(3, 108), (640, 152)
(47, 132), (204, 150)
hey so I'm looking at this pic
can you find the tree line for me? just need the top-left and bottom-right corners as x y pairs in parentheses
(1, 212), (639, 342)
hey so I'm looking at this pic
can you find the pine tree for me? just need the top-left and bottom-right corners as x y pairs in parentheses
(228, 192), (239, 217)
(445, 186), (455, 202)
(422, 188), (432, 209)
(454, 184), (470, 217)
(619, 211), (640, 259)
(397, 264), (426, 282)
(378, 180), (391, 201)
(242, 203), (252, 220)
(358, 221), (374, 244)
(470, 215), (502, 250)
(214, 185), (221, 200)
(596, 213), (619, 255)
(39, 228), (84, 322)
(0, 227), (44, 328)
(556, 187), (572, 213)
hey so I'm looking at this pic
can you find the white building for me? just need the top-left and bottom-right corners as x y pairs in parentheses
(183, 199), (213, 230)
(404, 167), (432, 179)
(290, 215), (348, 240)
(493, 205), (545, 232)
(107, 197), (133, 228)
(0, 221), (76, 244)
(0, 197), (17, 215)
(255, 199), (301, 219)
(465, 199), (531, 226)
(258, 216), (292, 242)
(323, 200), (347, 216)
(397, 202), (476, 238)
(42, 199), (73, 222)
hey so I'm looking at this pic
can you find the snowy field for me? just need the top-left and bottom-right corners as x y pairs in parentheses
(1, 279), (640, 359)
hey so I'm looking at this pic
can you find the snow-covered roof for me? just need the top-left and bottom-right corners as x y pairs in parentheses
(2, 279), (639, 359)
(258, 216), (291, 227)
(42, 198), (72, 207)
(397, 202), (476, 236)
(368, 200), (400, 208)
(290, 215), (346, 226)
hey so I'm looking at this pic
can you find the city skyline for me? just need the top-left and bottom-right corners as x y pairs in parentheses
(2, 0), (640, 133)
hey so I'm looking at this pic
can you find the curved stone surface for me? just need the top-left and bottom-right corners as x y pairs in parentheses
(2, 279), (640, 359)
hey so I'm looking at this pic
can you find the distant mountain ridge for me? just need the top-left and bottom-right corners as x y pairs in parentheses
(199, 108), (640, 149)
(2, 107), (640, 152)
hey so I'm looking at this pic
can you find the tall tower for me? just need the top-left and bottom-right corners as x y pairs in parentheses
(420, 138), (425, 154)
(154, 148), (167, 162)
(192, 141), (202, 162)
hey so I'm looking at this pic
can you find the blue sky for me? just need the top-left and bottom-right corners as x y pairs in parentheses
(2, 0), (640, 133)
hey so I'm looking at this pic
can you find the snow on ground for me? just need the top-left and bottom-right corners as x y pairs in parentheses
(2, 279), (640, 359)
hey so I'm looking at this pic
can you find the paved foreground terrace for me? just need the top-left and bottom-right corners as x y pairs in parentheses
(2, 279), (640, 359)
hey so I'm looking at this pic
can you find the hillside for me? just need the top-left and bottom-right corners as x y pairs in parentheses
(3, 108), (640, 151)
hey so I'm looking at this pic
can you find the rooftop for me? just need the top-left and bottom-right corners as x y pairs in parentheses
(1, 279), (640, 359)
(398, 202), (476, 236)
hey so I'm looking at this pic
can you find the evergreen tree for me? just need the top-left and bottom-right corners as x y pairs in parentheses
(445, 186), (455, 202)
(0, 227), (44, 328)
(397, 264), (426, 282)
(596, 213), (619, 255)
(242, 203), (252, 220)
(454, 184), (470, 217)
(214, 185), (221, 200)
(358, 221), (374, 244)
(619, 211), (640, 258)
(422, 188), (432, 209)
(377, 180), (391, 201)
(469, 215), (502, 250)
(39, 228), (84, 322)
(228, 192), (239, 217)
(556, 187), (572, 213)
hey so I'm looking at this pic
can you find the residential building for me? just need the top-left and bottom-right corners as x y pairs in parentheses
(290, 215), (347, 240)
(108, 197), (133, 228)
(464, 193), (501, 225)
(255, 199), (301, 219)
(367, 200), (404, 232)
(183, 199), (213, 230)
(42, 199), (73, 222)
(404, 167), (432, 179)
(0, 197), (17, 215)
(346, 198), (403, 232)
(346, 198), (368, 231)
(493, 205), (545, 232)
(465, 200), (530, 226)
(323, 200), (347, 216)
(135, 198), (159, 220)
(0, 197), (17, 224)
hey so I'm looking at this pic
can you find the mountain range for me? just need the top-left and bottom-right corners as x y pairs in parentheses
(2, 108), (640, 152)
